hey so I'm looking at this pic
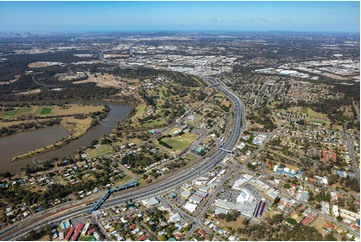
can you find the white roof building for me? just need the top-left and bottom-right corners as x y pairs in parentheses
(236, 189), (253, 203)
(232, 174), (253, 190)
(141, 197), (159, 206)
(168, 213), (182, 223)
(332, 205), (339, 218)
(183, 202), (197, 213)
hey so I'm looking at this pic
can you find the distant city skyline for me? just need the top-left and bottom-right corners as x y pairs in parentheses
(0, 1), (359, 33)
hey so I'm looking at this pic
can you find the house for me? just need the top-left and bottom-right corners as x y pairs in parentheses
(198, 229), (206, 236)
(299, 191), (309, 202)
(87, 228), (95, 235)
(324, 223), (335, 232)
(302, 212), (317, 226)
(158, 204), (172, 212)
(322, 149), (336, 163)
(168, 213), (182, 223)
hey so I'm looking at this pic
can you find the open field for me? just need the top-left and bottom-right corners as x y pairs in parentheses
(0, 74), (20, 85)
(74, 72), (123, 88)
(27, 61), (64, 68)
(161, 132), (199, 151)
(143, 118), (167, 128)
(184, 154), (199, 163)
(113, 176), (132, 187)
(129, 103), (146, 124)
(213, 216), (246, 230)
(14, 88), (42, 96)
(86, 145), (113, 158)
(60, 116), (94, 137)
(0, 104), (104, 119)
(310, 215), (327, 237)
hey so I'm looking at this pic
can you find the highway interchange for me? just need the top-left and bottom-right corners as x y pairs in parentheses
(0, 77), (247, 241)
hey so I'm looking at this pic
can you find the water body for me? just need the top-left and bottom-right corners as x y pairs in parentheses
(0, 102), (132, 174)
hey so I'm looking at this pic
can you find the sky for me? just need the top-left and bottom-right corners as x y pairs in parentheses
(0, 1), (359, 33)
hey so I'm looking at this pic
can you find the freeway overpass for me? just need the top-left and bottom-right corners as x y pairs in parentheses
(0, 77), (246, 241)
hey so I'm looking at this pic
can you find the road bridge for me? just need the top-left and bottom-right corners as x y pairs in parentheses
(218, 147), (233, 153)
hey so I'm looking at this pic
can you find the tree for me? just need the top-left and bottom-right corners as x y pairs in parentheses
(324, 233), (337, 241)
(272, 196), (281, 207)
(159, 235), (167, 241)
(284, 183), (290, 189)
(286, 218), (297, 225)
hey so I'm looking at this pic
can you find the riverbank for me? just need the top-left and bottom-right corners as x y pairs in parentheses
(0, 101), (133, 174)
(10, 107), (108, 162)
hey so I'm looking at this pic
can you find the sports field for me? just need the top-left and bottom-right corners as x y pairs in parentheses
(39, 107), (52, 115)
(86, 145), (113, 158)
(161, 133), (199, 151)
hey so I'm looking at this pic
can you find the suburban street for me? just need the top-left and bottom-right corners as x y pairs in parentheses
(344, 123), (360, 182)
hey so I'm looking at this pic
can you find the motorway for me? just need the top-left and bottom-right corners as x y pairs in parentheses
(0, 78), (246, 241)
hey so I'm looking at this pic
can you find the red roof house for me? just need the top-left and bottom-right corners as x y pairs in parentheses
(325, 223), (335, 231)
(138, 234), (147, 241)
(87, 228), (95, 235)
(198, 229), (206, 236)
(302, 213), (316, 226)
(322, 149), (336, 163)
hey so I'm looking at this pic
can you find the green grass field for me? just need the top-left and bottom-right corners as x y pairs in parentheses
(1, 106), (53, 118)
(39, 107), (52, 115)
(86, 145), (113, 158)
(3, 107), (33, 117)
(184, 153), (199, 163)
(161, 132), (199, 151)
(80, 235), (96, 241)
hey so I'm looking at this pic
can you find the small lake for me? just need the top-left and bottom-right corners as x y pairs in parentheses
(0, 102), (132, 174)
